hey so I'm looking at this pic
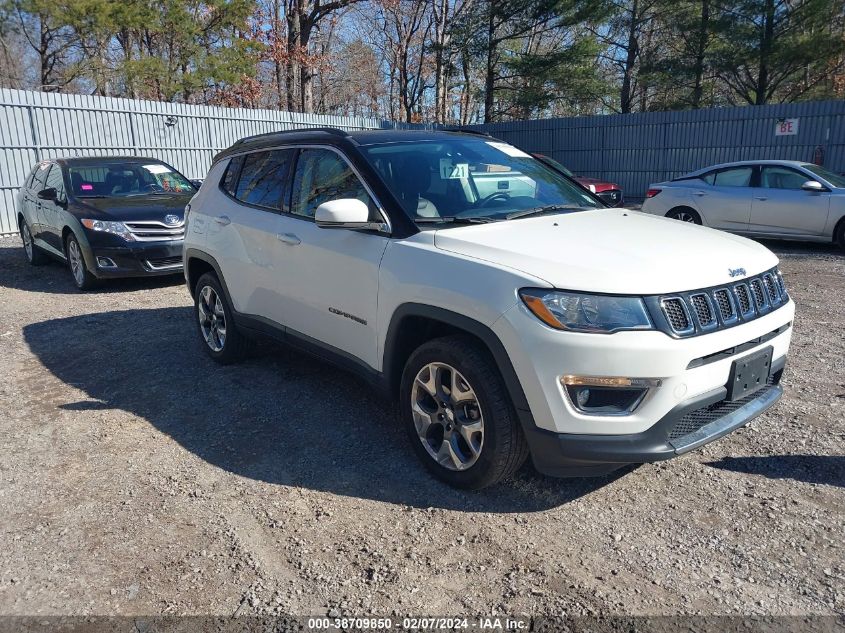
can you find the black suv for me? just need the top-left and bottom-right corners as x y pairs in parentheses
(17, 157), (197, 289)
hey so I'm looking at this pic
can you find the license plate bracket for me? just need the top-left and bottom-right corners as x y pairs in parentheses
(726, 346), (773, 401)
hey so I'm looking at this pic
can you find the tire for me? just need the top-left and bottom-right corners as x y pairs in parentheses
(19, 218), (47, 265)
(65, 233), (98, 290)
(835, 219), (845, 251)
(400, 335), (529, 489)
(666, 207), (702, 225)
(194, 272), (248, 364)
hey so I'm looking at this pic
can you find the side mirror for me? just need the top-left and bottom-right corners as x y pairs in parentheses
(315, 198), (385, 231)
(801, 180), (826, 192)
(37, 187), (58, 201)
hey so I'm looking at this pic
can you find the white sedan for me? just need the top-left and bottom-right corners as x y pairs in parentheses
(641, 160), (845, 249)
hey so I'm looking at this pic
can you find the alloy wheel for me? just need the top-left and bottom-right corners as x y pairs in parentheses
(673, 211), (697, 223)
(67, 239), (85, 286)
(410, 362), (484, 471)
(21, 223), (33, 261)
(198, 285), (227, 352)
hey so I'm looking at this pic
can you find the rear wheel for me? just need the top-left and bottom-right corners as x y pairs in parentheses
(19, 219), (47, 265)
(835, 219), (845, 251)
(65, 233), (97, 290)
(194, 272), (248, 364)
(400, 335), (528, 489)
(666, 207), (702, 224)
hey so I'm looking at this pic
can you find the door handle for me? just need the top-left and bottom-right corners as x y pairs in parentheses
(277, 233), (301, 246)
(693, 191), (707, 197)
(754, 196), (768, 201)
(214, 215), (231, 226)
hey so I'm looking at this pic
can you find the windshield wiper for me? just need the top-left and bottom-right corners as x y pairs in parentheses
(76, 195), (107, 198)
(505, 204), (585, 220)
(414, 216), (498, 225)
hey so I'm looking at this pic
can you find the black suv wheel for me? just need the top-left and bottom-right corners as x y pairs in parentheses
(65, 233), (97, 290)
(400, 335), (528, 489)
(194, 272), (248, 364)
(19, 219), (47, 265)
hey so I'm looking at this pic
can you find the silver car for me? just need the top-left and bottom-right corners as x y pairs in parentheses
(641, 160), (845, 249)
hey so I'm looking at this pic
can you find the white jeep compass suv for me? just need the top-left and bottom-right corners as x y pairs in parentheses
(183, 128), (794, 489)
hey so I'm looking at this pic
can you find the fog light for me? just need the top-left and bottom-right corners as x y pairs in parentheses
(561, 376), (661, 416)
(96, 257), (116, 268)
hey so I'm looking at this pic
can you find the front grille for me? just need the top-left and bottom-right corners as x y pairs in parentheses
(656, 267), (787, 337)
(125, 220), (185, 242)
(662, 298), (690, 332)
(668, 373), (779, 440)
(690, 294), (715, 327)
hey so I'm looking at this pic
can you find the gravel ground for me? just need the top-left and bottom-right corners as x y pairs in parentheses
(0, 233), (842, 618)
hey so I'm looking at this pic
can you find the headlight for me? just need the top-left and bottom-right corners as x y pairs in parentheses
(519, 289), (653, 333)
(80, 219), (135, 242)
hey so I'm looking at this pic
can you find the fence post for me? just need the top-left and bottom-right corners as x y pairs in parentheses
(128, 110), (139, 155)
(26, 105), (40, 161)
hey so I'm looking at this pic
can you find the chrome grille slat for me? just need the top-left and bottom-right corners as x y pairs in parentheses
(712, 288), (738, 325)
(763, 273), (780, 304)
(658, 268), (787, 337)
(124, 220), (185, 242)
(690, 293), (716, 329)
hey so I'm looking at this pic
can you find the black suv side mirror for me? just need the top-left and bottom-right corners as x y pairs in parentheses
(37, 187), (58, 201)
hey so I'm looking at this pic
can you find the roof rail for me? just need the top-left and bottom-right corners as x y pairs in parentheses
(233, 126), (350, 146)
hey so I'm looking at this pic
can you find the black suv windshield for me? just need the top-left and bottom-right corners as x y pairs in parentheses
(359, 138), (602, 224)
(68, 161), (196, 197)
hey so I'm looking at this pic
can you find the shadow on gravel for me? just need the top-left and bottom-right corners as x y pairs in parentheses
(23, 307), (624, 512)
(707, 455), (845, 488)
(0, 241), (182, 295)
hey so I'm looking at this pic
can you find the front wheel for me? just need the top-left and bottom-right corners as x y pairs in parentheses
(194, 273), (248, 364)
(65, 233), (97, 290)
(20, 219), (47, 265)
(666, 207), (702, 224)
(400, 335), (528, 489)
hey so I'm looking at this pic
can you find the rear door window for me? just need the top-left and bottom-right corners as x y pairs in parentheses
(234, 150), (292, 210)
(713, 167), (753, 187)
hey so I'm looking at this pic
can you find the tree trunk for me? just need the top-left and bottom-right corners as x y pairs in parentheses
(620, 0), (639, 114)
(483, 2), (496, 123)
(755, 0), (775, 105)
(691, 0), (709, 108)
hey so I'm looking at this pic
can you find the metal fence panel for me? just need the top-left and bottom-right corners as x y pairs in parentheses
(473, 100), (845, 202)
(0, 88), (418, 234)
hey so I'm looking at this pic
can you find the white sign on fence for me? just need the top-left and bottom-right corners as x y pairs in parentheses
(775, 118), (799, 136)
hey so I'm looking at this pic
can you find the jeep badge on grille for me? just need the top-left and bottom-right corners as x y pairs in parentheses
(728, 267), (747, 278)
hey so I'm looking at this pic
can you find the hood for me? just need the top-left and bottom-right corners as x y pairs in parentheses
(433, 208), (778, 295)
(74, 193), (191, 222)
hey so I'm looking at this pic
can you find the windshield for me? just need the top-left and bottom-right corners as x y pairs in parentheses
(802, 164), (845, 188)
(359, 139), (602, 223)
(69, 161), (196, 197)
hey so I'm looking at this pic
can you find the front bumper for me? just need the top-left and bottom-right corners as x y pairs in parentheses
(524, 358), (784, 477)
(492, 298), (794, 476)
(89, 241), (183, 278)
